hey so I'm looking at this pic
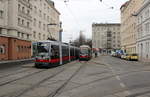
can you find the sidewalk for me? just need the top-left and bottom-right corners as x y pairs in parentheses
(0, 58), (34, 64)
(0, 58), (34, 69)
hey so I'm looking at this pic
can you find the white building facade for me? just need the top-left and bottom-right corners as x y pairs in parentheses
(31, 0), (60, 41)
(0, 0), (32, 40)
(0, 0), (8, 34)
(92, 23), (121, 51)
(136, 0), (150, 61)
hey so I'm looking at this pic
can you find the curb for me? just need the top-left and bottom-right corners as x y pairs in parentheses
(0, 59), (34, 69)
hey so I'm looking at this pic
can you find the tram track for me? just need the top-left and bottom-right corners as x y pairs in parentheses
(11, 61), (79, 97)
(46, 61), (87, 97)
(0, 68), (33, 79)
(0, 62), (76, 87)
(0, 61), (79, 97)
(11, 68), (66, 97)
(0, 69), (46, 87)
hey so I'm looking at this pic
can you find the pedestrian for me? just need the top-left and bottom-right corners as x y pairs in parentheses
(95, 52), (97, 58)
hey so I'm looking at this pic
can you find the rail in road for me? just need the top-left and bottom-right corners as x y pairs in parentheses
(47, 61), (87, 97)
(0, 61), (85, 97)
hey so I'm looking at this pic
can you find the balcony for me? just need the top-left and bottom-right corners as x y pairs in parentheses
(18, 0), (32, 8)
(18, 10), (32, 21)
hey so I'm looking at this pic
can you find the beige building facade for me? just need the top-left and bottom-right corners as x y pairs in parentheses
(92, 23), (121, 51)
(31, 0), (60, 41)
(0, 0), (32, 60)
(136, 0), (150, 61)
(0, 0), (60, 41)
(0, 0), (32, 40)
(0, 0), (61, 60)
(120, 0), (144, 54)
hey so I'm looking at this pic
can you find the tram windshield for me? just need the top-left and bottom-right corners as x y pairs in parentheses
(80, 49), (89, 54)
(37, 42), (49, 57)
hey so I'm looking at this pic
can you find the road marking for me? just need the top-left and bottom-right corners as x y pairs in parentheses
(116, 76), (121, 80)
(120, 83), (126, 88)
(105, 63), (132, 96)
(124, 91), (131, 95)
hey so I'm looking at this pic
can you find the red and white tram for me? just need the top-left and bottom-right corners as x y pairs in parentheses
(33, 41), (79, 68)
(79, 45), (92, 61)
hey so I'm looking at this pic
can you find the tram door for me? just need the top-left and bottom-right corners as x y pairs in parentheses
(51, 44), (60, 65)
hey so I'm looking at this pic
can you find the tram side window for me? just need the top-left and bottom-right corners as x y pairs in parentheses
(70, 48), (74, 56)
(51, 45), (60, 59)
(62, 46), (69, 57)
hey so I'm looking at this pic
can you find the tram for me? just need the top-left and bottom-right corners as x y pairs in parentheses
(33, 40), (79, 68)
(79, 45), (92, 61)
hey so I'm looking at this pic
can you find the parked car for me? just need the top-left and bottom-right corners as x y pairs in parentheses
(126, 54), (138, 61)
(115, 50), (124, 58)
(111, 51), (116, 57)
(121, 54), (128, 59)
(130, 54), (138, 61)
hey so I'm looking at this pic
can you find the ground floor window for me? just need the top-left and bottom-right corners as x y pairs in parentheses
(0, 45), (5, 54)
(0, 28), (2, 34)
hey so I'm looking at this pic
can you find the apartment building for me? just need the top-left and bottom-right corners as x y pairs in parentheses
(120, 0), (144, 54)
(31, 0), (60, 41)
(0, 0), (61, 61)
(0, 0), (32, 61)
(136, 0), (150, 61)
(92, 23), (121, 52)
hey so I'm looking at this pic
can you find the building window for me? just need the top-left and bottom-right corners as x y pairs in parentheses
(43, 34), (45, 40)
(44, 3), (46, 9)
(22, 19), (24, 25)
(39, 10), (42, 17)
(39, 33), (41, 39)
(44, 13), (46, 20)
(18, 4), (21, 11)
(145, 22), (150, 34)
(33, 31), (36, 38)
(17, 32), (20, 37)
(0, 28), (2, 34)
(34, 6), (37, 13)
(27, 34), (29, 39)
(27, 22), (30, 28)
(47, 7), (50, 12)
(0, 45), (5, 54)
(17, 46), (19, 52)
(47, 16), (49, 21)
(39, 21), (41, 28)
(21, 33), (24, 38)
(27, 10), (30, 15)
(33, 18), (36, 26)
(18, 18), (20, 25)
(43, 24), (45, 30)
(22, 7), (25, 13)
(0, 10), (4, 18)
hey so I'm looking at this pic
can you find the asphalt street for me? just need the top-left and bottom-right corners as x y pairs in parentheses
(0, 56), (150, 97)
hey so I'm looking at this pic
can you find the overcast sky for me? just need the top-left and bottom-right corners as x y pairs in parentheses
(51, 0), (128, 42)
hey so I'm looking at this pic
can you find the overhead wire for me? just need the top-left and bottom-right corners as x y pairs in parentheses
(63, 0), (85, 40)
(62, 0), (120, 40)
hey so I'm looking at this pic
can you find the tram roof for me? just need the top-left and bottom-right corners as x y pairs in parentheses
(80, 45), (91, 48)
(34, 40), (79, 48)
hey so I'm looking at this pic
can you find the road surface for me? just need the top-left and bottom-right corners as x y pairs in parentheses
(0, 56), (150, 97)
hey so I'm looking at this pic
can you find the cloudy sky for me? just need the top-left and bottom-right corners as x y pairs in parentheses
(51, 0), (128, 42)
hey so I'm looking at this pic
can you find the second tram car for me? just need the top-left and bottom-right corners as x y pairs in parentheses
(79, 45), (92, 61)
(34, 41), (79, 68)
